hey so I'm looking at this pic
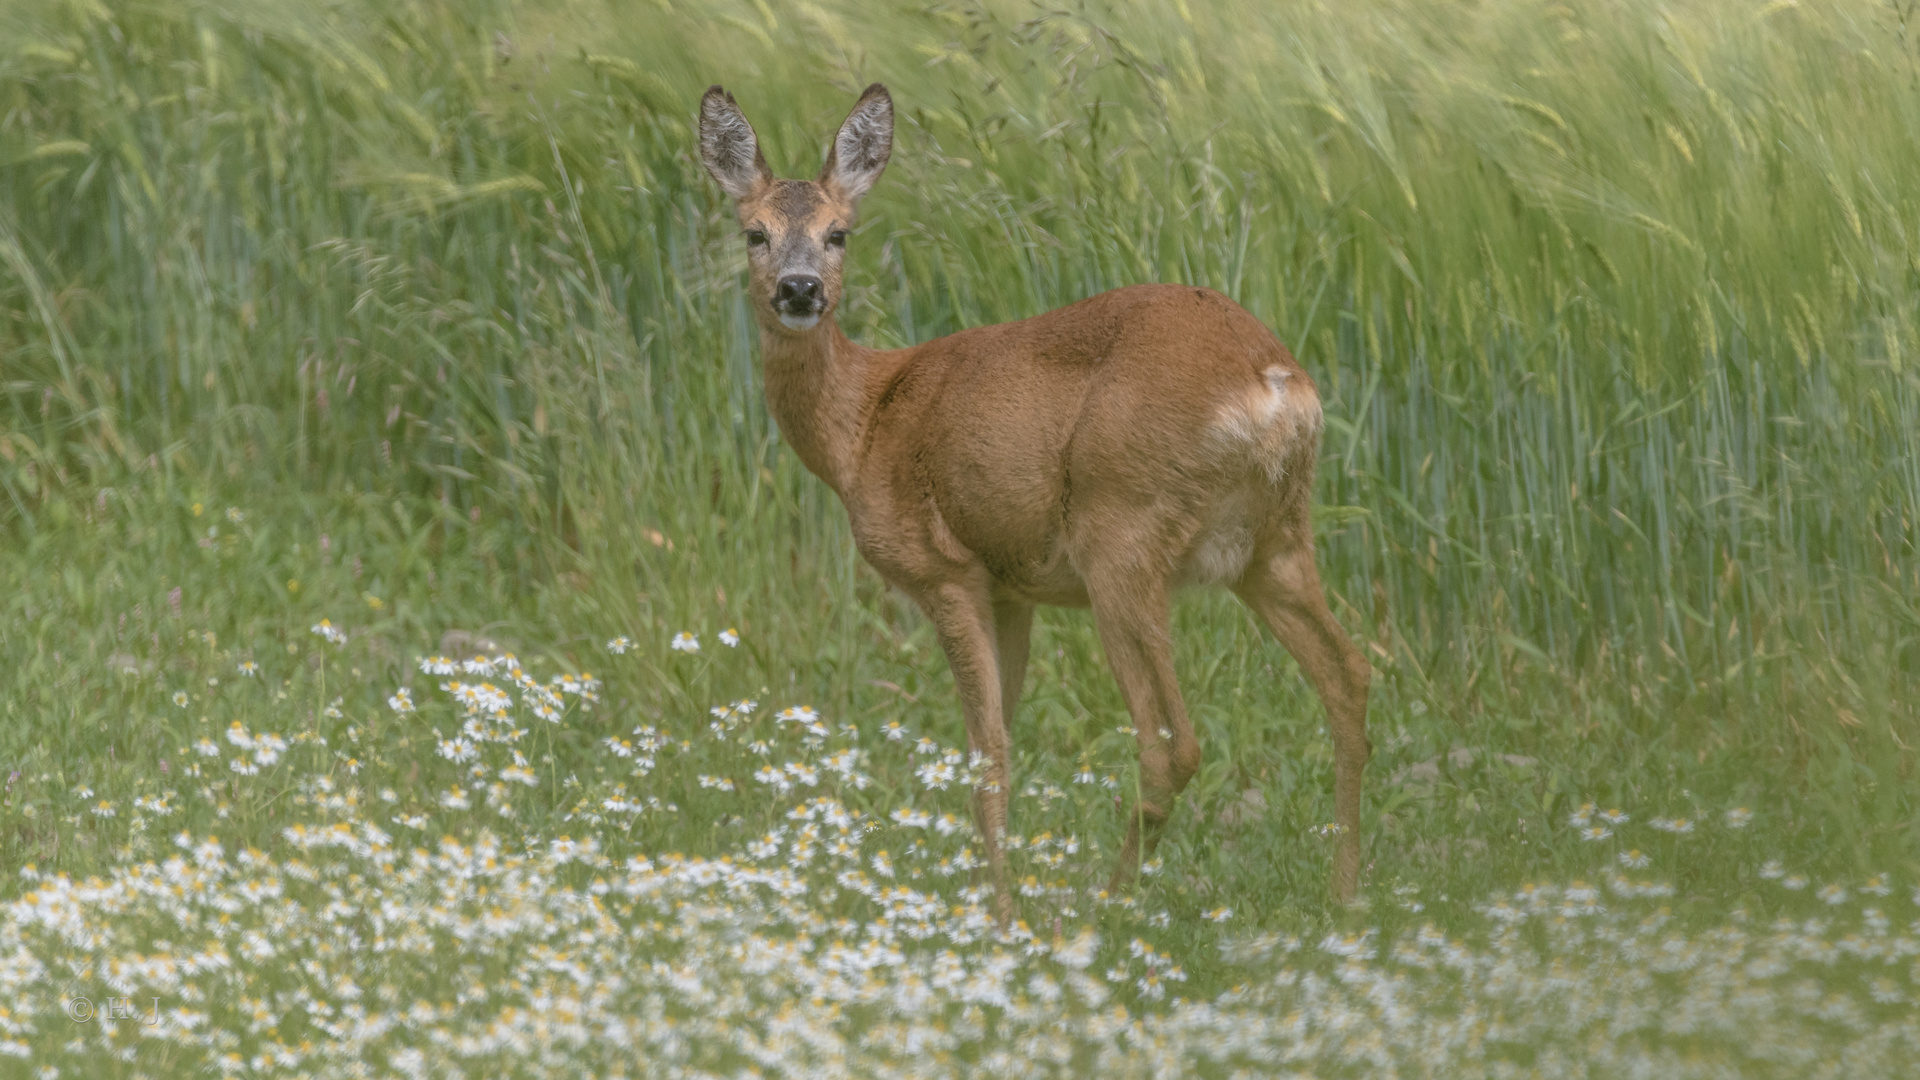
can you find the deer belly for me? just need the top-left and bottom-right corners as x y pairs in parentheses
(1003, 539), (1091, 606)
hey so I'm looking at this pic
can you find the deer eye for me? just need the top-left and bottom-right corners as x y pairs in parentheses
(826, 229), (848, 248)
(745, 229), (769, 246)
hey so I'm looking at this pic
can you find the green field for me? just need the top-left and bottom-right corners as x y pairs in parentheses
(2, 0), (1918, 1074)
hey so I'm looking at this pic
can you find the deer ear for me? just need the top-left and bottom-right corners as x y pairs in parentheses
(699, 86), (771, 201)
(820, 83), (892, 203)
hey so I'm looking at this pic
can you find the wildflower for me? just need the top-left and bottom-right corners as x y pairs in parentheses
(173, 691), (190, 708)
(606, 636), (633, 654)
(1202, 907), (1233, 923)
(251, 733), (287, 766)
(310, 619), (346, 645)
(1724, 807), (1753, 828)
(913, 737), (938, 756)
(719, 628), (740, 647)
(747, 831), (783, 860)
(670, 632), (700, 654)
(882, 720), (909, 741)
(1860, 875), (1891, 896)
(419, 656), (456, 676)
(604, 737), (635, 758)
(436, 737), (478, 764)
(1580, 826), (1612, 842)
(1618, 849), (1650, 869)
(237, 661), (259, 677)
(1319, 930), (1377, 960)
(891, 808), (932, 829)
(461, 655), (496, 677)
(388, 688), (416, 713)
(697, 775), (735, 791)
(1781, 874), (1808, 891)
(91, 800), (115, 818)
(1598, 808), (1629, 825)
(1758, 860), (1786, 880)
(1649, 817), (1694, 834)
(226, 506), (245, 523)
(1817, 884), (1847, 905)
(440, 787), (471, 810)
(1567, 802), (1595, 827)
(822, 749), (863, 780)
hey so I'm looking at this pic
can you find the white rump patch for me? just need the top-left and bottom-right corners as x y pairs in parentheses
(1209, 365), (1324, 483)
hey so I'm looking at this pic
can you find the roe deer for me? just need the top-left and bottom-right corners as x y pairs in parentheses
(698, 83), (1372, 918)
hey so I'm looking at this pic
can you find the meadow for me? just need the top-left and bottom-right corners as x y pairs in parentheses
(1, 0), (1917, 1074)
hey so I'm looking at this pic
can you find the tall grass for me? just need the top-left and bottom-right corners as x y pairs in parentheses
(2, 0), (1917, 732)
(4, 11), (1920, 1069)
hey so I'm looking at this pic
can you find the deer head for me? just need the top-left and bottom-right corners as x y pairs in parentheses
(698, 83), (893, 333)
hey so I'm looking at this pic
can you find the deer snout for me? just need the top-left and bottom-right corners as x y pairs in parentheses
(774, 275), (825, 316)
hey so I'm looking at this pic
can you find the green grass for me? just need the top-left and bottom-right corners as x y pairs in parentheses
(1, 0), (1918, 1074)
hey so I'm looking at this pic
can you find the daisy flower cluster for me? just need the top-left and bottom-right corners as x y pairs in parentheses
(0, 623), (1915, 1077)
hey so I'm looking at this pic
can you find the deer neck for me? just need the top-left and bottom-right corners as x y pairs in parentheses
(757, 316), (885, 495)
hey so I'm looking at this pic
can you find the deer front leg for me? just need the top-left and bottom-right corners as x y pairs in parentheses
(917, 579), (1014, 924)
(993, 597), (1034, 728)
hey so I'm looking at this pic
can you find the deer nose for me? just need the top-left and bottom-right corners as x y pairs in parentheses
(774, 275), (823, 313)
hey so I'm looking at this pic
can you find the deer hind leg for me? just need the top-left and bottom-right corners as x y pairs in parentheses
(1234, 535), (1372, 904)
(918, 578), (1015, 923)
(1085, 568), (1201, 891)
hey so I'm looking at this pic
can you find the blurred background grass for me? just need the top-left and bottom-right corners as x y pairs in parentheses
(1, 0), (1916, 900)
